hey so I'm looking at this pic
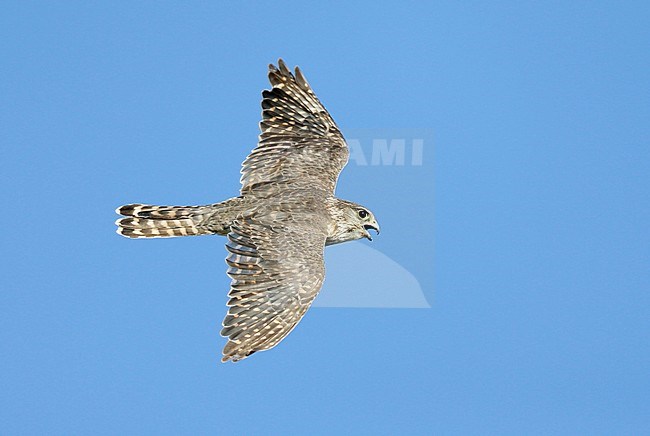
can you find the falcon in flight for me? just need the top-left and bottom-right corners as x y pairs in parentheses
(116, 59), (380, 362)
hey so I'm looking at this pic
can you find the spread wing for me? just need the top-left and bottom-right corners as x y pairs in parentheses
(240, 59), (349, 196)
(220, 213), (327, 362)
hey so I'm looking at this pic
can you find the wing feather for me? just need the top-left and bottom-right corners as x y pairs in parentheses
(220, 214), (327, 362)
(240, 59), (349, 196)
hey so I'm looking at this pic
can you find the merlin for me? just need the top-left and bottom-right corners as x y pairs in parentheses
(116, 59), (380, 362)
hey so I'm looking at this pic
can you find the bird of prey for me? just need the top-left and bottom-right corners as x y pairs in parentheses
(116, 59), (380, 362)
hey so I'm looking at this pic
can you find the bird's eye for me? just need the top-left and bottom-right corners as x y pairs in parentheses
(358, 209), (368, 219)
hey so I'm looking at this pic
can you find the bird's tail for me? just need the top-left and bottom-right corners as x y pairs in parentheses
(115, 203), (221, 238)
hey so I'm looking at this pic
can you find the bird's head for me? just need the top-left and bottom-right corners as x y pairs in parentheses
(327, 200), (380, 245)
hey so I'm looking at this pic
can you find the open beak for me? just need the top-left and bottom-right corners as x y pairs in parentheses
(362, 221), (380, 241)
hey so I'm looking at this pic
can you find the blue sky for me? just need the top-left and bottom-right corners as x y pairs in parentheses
(2, 1), (649, 434)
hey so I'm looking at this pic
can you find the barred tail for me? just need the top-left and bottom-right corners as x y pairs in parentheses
(115, 203), (218, 238)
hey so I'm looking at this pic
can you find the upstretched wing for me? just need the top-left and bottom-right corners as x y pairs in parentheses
(220, 213), (328, 362)
(240, 59), (349, 196)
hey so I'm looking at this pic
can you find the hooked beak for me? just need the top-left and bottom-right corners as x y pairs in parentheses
(362, 221), (380, 241)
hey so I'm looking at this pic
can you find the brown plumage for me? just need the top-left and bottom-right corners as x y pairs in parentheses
(116, 59), (380, 362)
